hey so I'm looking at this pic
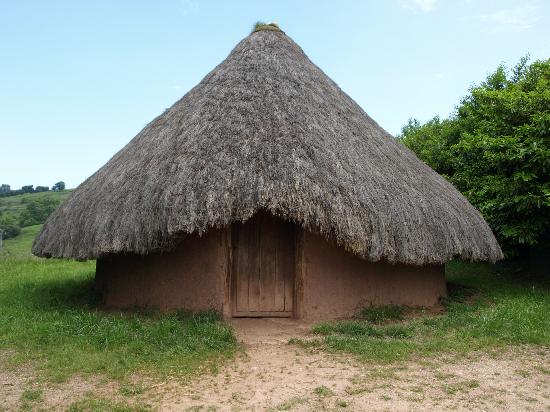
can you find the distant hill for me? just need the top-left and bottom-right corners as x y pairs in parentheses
(0, 190), (72, 218)
(0, 190), (72, 239)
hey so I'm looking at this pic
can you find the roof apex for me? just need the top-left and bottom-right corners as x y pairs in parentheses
(251, 21), (283, 34)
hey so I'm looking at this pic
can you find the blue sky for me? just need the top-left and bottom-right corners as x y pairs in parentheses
(1, 0), (549, 189)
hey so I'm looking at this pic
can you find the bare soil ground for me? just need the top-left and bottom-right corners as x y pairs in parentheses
(2, 318), (550, 411)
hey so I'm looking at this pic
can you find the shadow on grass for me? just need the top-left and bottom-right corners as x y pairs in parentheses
(0, 260), (237, 382)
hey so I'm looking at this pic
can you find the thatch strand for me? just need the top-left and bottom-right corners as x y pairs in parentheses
(33, 30), (503, 265)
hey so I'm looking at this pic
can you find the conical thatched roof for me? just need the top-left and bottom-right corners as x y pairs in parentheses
(33, 28), (503, 264)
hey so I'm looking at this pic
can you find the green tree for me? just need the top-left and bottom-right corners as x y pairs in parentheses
(52, 181), (65, 191)
(18, 197), (61, 227)
(0, 184), (11, 195)
(399, 57), (550, 256)
(0, 214), (21, 239)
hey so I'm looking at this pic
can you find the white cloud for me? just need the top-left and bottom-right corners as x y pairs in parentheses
(475, 3), (540, 34)
(401, 0), (438, 12)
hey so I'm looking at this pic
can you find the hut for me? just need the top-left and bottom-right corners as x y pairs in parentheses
(33, 24), (503, 320)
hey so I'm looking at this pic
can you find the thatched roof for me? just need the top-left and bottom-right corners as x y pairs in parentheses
(33, 29), (503, 264)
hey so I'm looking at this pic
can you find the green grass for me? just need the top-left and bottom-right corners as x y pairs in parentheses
(0, 226), (237, 382)
(68, 395), (151, 412)
(0, 190), (72, 218)
(21, 388), (42, 402)
(314, 385), (334, 397)
(356, 305), (406, 324)
(293, 261), (550, 363)
(0, 224), (42, 259)
(274, 397), (308, 411)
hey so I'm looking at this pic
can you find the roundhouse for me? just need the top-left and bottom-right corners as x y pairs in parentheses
(33, 24), (502, 319)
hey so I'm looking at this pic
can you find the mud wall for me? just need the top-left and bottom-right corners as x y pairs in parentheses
(299, 231), (446, 320)
(95, 229), (228, 313)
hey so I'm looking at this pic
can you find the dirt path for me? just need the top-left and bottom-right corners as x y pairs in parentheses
(158, 318), (550, 411)
(2, 319), (550, 411)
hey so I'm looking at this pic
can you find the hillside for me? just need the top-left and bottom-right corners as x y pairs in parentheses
(0, 190), (73, 239)
(0, 190), (72, 218)
(0, 224), (42, 259)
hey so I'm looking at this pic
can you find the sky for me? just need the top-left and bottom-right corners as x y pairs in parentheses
(1, 0), (549, 189)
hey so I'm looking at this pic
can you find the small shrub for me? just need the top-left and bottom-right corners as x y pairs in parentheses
(0, 214), (21, 239)
(19, 196), (61, 226)
(314, 385), (334, 397)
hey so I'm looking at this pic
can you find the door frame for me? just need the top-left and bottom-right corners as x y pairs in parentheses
(226, 215), (302, 318)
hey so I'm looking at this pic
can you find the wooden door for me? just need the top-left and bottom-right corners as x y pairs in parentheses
(232, 213), (295, 317)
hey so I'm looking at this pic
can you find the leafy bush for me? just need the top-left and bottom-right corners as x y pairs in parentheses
(399, 57), (550, 256)
(52, 181), (66, 191)
(19, 196), (61, 227)
(0, 214), (21, 239)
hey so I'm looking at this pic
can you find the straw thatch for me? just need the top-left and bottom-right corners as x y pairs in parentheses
(33, 29), (503, 264)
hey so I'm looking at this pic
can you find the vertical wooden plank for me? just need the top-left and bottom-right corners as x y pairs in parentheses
(260, 214), (284, 311)
(235, 221), (250, 312)
(293, 229), (304, 318)
(275, 220), (288, 311)
(280, 221), (295, 312)
(247, 215), (261, 312)
(223, 227), (232, 319)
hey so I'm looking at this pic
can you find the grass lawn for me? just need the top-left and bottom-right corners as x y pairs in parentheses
(0, 226), (237, 382)
(291, 261), (550, 363)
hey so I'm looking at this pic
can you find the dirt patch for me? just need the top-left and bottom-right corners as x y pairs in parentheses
(157, 318), (550, 411)
(2, 319), (550, 411)
(0, 351), (133, 411)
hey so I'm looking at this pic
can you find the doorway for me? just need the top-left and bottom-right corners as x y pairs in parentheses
(231, 213), (295, 317)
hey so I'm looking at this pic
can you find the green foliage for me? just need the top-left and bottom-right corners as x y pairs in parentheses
(0, 184), (11, 195)
(293, 261), (550, 363)
(52, 181), (66, 191)
(0, 226), (237, 382)
(0, 213), (21, 239)
(399, 57), (550, 256)
(252, 21), (281, 33)
(0, 190), (70, 231)
(18, 196), (61, 226)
